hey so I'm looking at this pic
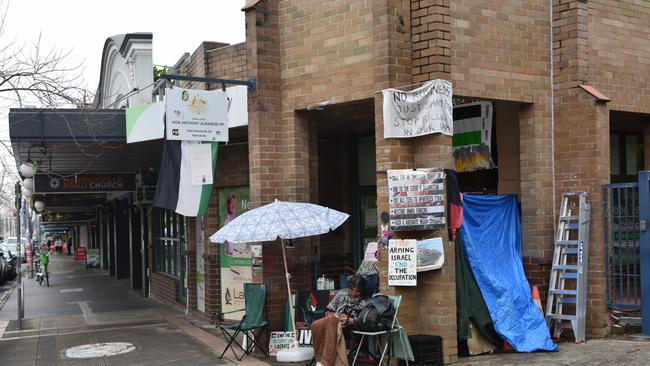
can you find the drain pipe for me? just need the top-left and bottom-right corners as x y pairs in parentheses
(549, 0), (557, 236)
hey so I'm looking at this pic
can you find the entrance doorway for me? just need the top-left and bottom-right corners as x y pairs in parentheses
(304, 99), (376, 287)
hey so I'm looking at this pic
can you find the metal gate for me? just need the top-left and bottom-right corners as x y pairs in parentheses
(604, 183), (641, 310)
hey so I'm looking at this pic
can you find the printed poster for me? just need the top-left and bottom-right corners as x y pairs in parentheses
(388, 239), (417, 286)
(388, 168), (446, 231)
(219, 186), (252, 320)
(383, 79), (453, 138)
(416, 237), (444, 272)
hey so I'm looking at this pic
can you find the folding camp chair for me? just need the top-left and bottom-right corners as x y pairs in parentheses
(218, 283), (269, 361)
(350, 295), (413, 366)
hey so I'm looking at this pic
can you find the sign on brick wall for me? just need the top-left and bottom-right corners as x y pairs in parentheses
(388, 168), (446, 231)
(388, 239), (417, 286)
(382, 79), (453, 138)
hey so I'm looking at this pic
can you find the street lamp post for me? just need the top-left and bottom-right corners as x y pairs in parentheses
(14, 182), (22, 330)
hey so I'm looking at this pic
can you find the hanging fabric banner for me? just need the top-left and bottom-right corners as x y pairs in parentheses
(382, 79), (453, 138)
(453, 100), (496, 172)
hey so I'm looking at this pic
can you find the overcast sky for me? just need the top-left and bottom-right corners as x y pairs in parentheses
(4, 0), (246, 92)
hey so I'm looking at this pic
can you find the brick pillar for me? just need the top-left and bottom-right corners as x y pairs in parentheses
(554, 88), (611, 337)
(411, 0), (456, 362)
(519, 102), (555, 298)
(552, 0), (610, 337)
(246, 0), (312, 332)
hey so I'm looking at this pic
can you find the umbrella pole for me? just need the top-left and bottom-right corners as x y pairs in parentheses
(281, 239), (297, 336)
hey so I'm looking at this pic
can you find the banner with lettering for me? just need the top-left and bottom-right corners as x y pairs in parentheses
(382, 79), (453, 138)
(388, 168), (446, 231)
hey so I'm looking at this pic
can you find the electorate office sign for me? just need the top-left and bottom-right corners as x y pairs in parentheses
(34, 173), (136, 193)
(166, 87), (229, 142)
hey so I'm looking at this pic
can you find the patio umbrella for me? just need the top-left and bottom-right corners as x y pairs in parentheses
(209, 199), (350, 333)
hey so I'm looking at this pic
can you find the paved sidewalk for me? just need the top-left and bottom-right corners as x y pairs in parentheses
(0, 255), (271, 365)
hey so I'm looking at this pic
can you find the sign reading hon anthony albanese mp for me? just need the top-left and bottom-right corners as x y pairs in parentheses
(166, 87), (229, 142)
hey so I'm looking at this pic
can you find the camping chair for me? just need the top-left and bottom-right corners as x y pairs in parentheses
(350, 295), (413, 366)
(218, 283), (269, 361)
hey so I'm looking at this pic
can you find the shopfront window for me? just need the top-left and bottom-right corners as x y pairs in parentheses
(154, 208), (184, 277)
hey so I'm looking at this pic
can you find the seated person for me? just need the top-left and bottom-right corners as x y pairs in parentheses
(312, 275), (369, 365)
(326, 275), (369, 328)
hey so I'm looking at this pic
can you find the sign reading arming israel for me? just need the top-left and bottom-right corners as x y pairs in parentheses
(382, 79), (453, 138)
(166, 87), (228, 142)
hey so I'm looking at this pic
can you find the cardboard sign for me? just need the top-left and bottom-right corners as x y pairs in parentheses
(388, 239), (417, 286)
(268, 331), (297, 356)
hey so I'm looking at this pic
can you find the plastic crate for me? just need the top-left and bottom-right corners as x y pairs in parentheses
(399, 335), (443, 366)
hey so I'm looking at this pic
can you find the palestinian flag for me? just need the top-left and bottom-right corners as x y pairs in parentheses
(153, 140), (218, 217)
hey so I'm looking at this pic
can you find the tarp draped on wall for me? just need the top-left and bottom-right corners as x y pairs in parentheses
(461, 194), (557, 352)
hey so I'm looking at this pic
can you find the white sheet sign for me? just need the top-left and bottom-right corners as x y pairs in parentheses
(388, 239), (417, 286)
(189, 143), (214, 185)
(383, 79), (453, 138)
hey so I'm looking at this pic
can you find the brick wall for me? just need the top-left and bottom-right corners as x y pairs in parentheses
(150, 271), (179, 306)
(588, 1), (650, 114)
(278, 0), (377, 110)
(553, 1), (611, 337)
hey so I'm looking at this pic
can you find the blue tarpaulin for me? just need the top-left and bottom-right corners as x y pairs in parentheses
(461, 194), (557, 352)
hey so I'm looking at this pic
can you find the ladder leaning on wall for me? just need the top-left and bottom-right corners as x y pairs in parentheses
(545, 192), (591, 343)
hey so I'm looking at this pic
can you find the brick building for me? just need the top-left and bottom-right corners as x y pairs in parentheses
(145, 1), (650, 364)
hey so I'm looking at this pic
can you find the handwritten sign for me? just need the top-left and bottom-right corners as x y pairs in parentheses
(388, 168), (446, 231)
(388, 239), (417, 286)
(269, 331), (297, 356)
(383, 79), (453, 138)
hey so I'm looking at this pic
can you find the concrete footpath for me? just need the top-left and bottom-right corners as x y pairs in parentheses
(4, 255), (650, 365)
(0, 255), (271, 365)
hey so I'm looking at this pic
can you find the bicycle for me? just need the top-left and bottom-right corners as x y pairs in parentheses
(35, 253), (50, 287)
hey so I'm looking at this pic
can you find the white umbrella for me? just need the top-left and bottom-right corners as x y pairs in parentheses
(209, 199), (350, 334)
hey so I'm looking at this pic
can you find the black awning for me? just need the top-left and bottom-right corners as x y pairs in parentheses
(9, 108), (125, 143)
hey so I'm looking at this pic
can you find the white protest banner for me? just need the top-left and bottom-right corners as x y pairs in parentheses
(269, 331), (297, 356)
(388, 239), (417, 286)
(166, 87), (229, 142)
(383, 79), (453, 138)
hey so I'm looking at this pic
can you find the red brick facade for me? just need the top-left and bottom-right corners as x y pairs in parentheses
(149, 0), (650, 362)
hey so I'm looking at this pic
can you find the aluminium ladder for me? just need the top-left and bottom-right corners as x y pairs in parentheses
(545, 192), (590, 342)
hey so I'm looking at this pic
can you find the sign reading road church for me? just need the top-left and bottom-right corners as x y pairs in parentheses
(34, 173), (136, 193)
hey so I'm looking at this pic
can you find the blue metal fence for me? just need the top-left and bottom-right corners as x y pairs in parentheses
(604, 183), (641, 311)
